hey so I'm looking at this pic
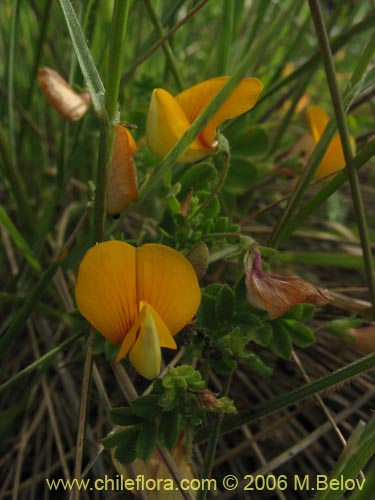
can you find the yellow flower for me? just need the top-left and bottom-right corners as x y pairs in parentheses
(75, 241), (201, 379)
(146, 76), (263, 163)
(306, 105), (356, 180)
(38, 67), (91, 121)
(107, 125), (138, 215)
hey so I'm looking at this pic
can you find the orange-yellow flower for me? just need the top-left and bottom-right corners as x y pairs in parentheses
(146, 76), (263, 163)
(306, 105), (356, 180)
(38, 67), (90, 121)
(107, 125), (138, 215)
(75, 241), (201, 379)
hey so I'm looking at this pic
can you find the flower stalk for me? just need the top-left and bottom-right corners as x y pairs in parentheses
(196, 372), (233, 500)
(308, 0), (375, 319)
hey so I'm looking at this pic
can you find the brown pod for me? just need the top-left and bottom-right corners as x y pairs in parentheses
(38, 67), (90, 121)
(244, 248), (331, 319)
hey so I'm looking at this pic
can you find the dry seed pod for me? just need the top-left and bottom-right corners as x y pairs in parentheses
(38, 67), (90, 121)
(244, 248), (331, 320)
(107, 125), (138, 215)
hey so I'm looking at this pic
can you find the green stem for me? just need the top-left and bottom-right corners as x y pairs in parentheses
(8, 0), (19, 170)
(104, 0), (130, 122)
(0, 330), (83, 394)
(258, 9), (375, 105)
(196, 373), (233, 500)
(142, 0), (184, 91)
(0, 256), (64, 353)
(198, 149), (230, 214)
(281, 138), (375, 242)
(0, 128), (33, 229)
(308, 0), (375, 319)
(93, 0), (130, 243)
(194, 351), (375, 443)
(93, 121), (111, 243)
(217, 0), (235, 74)
(121, 0), (209, 84)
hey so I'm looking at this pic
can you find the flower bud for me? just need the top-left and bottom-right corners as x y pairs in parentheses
(244, 248), (331, 319)
(38, 67), (90, 121)
(198, 389), (225, 410)
(349, 325), (375, 354)
(107, 125), (138, 215)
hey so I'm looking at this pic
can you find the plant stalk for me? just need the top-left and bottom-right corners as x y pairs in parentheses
(308, 0), (375, 318)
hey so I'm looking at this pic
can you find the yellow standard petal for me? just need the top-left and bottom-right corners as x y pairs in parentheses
(306, 105), (329, 144)
(75, 241), (137, 344)
(306, 105), (356, 180)
(175, 76), (264, 148)
(38, 67), (90, 121)
(107, 125), (138, 215)
(136, 244), (201, 336)
(146, 88), (211, 163)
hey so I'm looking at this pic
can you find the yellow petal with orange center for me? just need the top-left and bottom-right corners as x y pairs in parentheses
(75, 241), (137, 344)
(107, 125), (138, 215)
(175, 76), (263, 148)
(146, 89), (208, 162)
(306, 105), (329, 143)
(136, 244), (201, 336)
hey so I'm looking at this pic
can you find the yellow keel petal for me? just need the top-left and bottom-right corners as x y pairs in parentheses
(146, 89), (209, 162)
(129, 303), (162, 380)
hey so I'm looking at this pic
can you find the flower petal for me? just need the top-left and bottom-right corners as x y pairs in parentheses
(38, 67), (90, 121)
(116, 306), (144, 361)
(128, 302), (162, 379)
(145, 302), (177, 349)
(306, 105), (329, 144)
(107, 125), (138, 214)
(315, 134), (356, 180)
(175, 77), (263, 147)
(146, 89), (208, 162)
(75, 241), (137, 344)
(136, 244), (201, 335)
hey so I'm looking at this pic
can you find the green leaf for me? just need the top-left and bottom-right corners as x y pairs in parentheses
(198, 292), (219, 329)
(202, 195), (220, 218)
(178, 162), (217, 197)
(224, 158), (258, 194)
(158, 411), (180, 450)
(269, 321), (292, 359)
(247, 323), (273, 348)
(283, 319), (316, 348)
(211, 355), (237, 375)
(241, 352), (273, 377)
(282, 304), (316, 321)
(136, 420), (158, 461)
(58, 0), (105, 114)
(216, 285), (235, 322)
(109, 407), (141, 426)
(114, 427), (140, 465)
(230, 127), (270, 156)
(102, 427), (140, 449)
(130, 395), (161, 419)
(166, 195), (180, 214)
(104, 340), (119, 359)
